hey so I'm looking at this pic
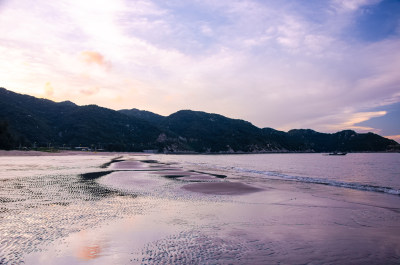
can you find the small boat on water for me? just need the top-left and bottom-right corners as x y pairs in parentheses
(328, 152), (347, 156)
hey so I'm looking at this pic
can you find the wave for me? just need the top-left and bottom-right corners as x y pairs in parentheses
(231, 167), (400, 196)
(183, 162), (400, 196)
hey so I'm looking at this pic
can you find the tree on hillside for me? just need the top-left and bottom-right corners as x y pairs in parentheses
(0, 121), (14, 150)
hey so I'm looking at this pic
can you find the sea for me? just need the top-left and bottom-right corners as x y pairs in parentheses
(0, 153), (399, 264)
(155, 153), (400, 195)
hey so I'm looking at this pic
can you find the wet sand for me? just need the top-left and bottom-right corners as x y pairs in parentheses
(1, 153), (400, 264)
(182, 182), (264, 195)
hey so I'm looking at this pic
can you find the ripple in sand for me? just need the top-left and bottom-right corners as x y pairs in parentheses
(0, 156), (148, 265)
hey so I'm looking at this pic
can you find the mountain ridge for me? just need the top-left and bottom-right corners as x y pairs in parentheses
(0, 87), (398, 152)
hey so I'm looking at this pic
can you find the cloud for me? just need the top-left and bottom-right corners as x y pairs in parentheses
(44, 82), (54, 98)
(80, 86), (100, 96)
(324, 111), (387, 132)
(331, 0), (382, 12)
(0, 0), (399, 135)
(80, 51), (105, 65)
(79, 51), (111, 69)
(385, 135), (400, 143)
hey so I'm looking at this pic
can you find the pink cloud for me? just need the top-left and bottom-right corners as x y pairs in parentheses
(80, 86), (100, 96)
(385, 135), (400, 143)
(44, 82), (54, 98)
(79, 51), (110, 69)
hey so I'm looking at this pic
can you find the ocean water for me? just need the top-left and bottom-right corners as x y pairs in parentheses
(155, 153), (400, 195)
(0, 153), (399, 264)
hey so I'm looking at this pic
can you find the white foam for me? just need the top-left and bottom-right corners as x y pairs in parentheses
(230, 166), (400, 196)
(181, 161), (400, 196)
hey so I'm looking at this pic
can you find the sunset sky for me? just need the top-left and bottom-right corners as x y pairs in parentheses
(1, 0), (399, 141)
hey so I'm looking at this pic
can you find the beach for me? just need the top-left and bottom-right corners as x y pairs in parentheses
(0, 152), (399, 264)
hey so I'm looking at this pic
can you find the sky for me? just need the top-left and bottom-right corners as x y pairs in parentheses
(0, 0), (399, 142)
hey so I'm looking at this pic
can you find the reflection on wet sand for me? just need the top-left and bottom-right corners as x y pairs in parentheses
(76, 244), (102, 260)
(74, 231), (104, 260)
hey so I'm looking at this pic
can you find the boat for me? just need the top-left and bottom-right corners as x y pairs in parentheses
(328, 152), (347, 156)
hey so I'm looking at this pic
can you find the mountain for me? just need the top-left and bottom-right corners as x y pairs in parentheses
(119, 108), (165, 124)
(0, 121), (14, 150)
(0, 88), (398, 152)
(284, 129), (397, 152)
(119, 108), (279, 152)
(119, 109), (398, 152)
(0, 88), (165, 151)
(160, 110), (280, 152)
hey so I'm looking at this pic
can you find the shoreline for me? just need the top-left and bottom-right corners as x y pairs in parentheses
(0, 150), (144, 156)
(1, 150), (399, 157)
